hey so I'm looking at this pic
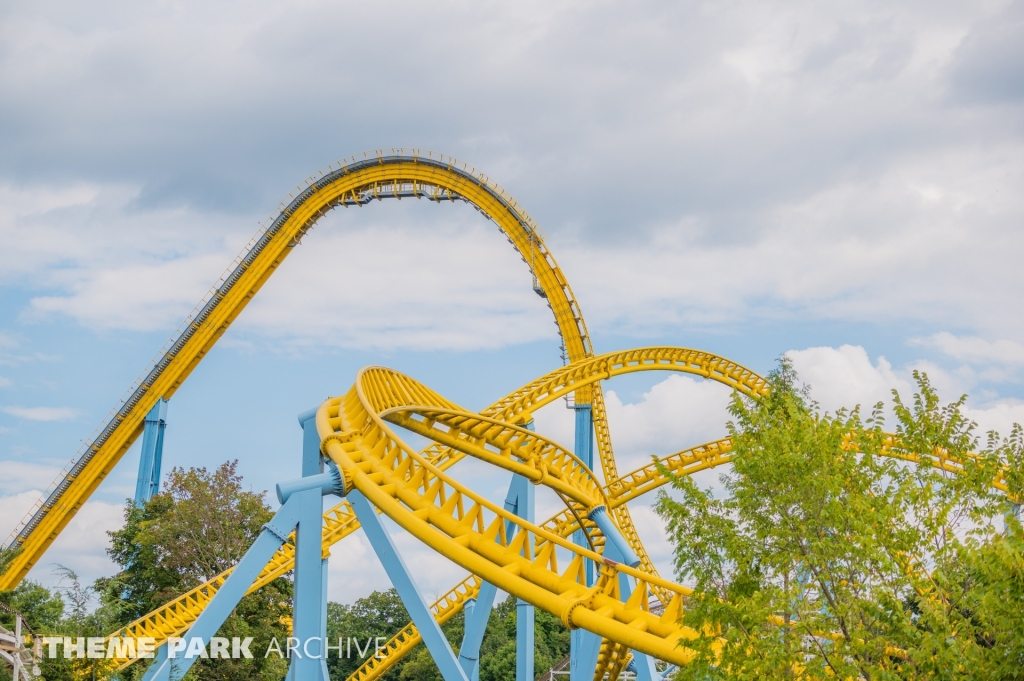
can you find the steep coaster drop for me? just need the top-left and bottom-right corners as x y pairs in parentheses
(1, 151), (1013, 681)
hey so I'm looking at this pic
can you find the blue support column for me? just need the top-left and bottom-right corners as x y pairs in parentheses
(320, 557), (330, 680)
(569, 630), (602, 681)
(505, 474), (535, 681)
(514, 420), (536, 681)
(147, 468), (340, 681)
(572, 405), (594, 586)
(598, 518), (661, 681)
(299, 406), (332, 680)
(458, 580), (498, 681)
(298, 407), (323, 477)
(457, 424), (537, 681)
(288, 487), (328, 680)
(348, 489), (469, 681)
(461, 598), (477, 676)
(570, 403), (601, 681)
(134, 399), (168, 506)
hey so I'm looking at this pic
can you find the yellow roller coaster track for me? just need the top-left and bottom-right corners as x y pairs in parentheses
(1, 149), (603, 589)
(103, 353), (1010, 676)
(7, 152), (1012, 681)
(101, 347), (758, 670)
(318, 367), (700, 666)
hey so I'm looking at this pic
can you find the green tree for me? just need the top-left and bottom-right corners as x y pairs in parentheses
(475, 595), (570, 681)
(98, 461), (291, 681)
(325, 588), (412, 681)
(0, 579), (66, 681)
(42, 567), (122, 681)
(324, 590), (570, 681)
(0, 580), (65, 632)
(398, 594), (570, 681)
(655, 360), (1023, 679)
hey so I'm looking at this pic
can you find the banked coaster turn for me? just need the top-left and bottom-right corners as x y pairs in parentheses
(101, 348), (757, 681)
(101, 357), (1010, 681)
(1, 151), (1012, 681)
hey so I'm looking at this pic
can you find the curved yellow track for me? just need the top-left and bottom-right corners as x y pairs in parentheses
(101, 347), (1010, 674)
(320, 365), (1014, 680)
(101, 348), (755, 670)
(0, 149), (599, 590)
(11, 152), (1008, 681)
(317, 368), (699, 665)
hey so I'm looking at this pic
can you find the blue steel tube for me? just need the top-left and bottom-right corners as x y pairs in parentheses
(320, 557), (331, 680)
(458, 578), (498, 681)
(140, 642), (168, 681)
(134, 399), (168, 506)
(587, 506), (640, 567)
(570, 404), (602, 681)
(508, 475), (535, 681)
(601, 538), (661, 681)
(147, 499), (303, 680)
(571, 405), (594, 585)
(298, 407), (323, 477)
(348, 489), (470, 681)
(299, 407), (332, 679)
(289, 487), (327, 680)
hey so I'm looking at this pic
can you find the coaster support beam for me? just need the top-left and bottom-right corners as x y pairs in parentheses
(348, 489), (469, 681)
(134, 399), (168, 506)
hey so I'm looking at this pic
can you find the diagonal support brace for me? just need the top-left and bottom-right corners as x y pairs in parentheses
(348, 489), (470, 681)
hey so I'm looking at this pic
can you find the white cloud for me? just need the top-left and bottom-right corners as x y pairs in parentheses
(0, 183), (202, 284)
(913, 332), (1024, 367)
(14, 188), (555, 350)
(600, 377), (734, 475)
(1, 405), (80, 421)
(557, 142), (1024, 341)
(0, 490), (45, 540)
(787, 344), (1024, 438)
(0, 332), (18, 367)
(233, 208), (555, 351)
(29, 254), (238, 332)
(531, 401), (577, 456)
(964, 400), (1024, 440)
(786, 345), (912, 416)
(0, 493), (122, 588)
(624, 502), (674, 575)
(0, 460), (63, 495)
(533, 373), (736, 481)
(0, 1), (1020, 351)
(25, 500), (125, 589)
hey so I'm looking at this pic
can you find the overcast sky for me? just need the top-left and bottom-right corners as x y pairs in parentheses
(2, 0), (1023, 603)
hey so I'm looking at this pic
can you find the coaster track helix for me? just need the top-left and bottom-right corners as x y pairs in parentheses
(1, 150), (1012, 681)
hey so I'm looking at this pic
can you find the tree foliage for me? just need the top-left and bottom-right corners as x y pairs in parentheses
(97, 461), (291, 681)
(0, 567), (123, 681)
(326, 589), (570, 681)
(656, 360), (1024, 679)
(326, 588), (412, 681)
(474, 595), (569, 681)
(2, 459), (575, 681)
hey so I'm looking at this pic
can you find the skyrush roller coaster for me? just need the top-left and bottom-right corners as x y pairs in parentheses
(1, 150), (1014, 681)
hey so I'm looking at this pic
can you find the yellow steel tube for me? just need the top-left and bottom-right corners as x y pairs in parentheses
(0, 153), (595, 589)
